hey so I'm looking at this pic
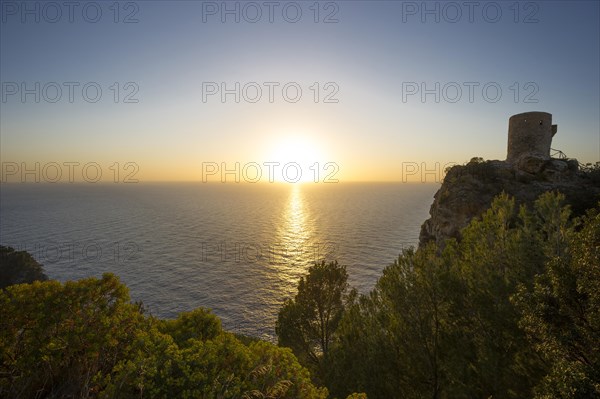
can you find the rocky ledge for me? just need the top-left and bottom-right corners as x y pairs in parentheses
(419, 155), (600, 248)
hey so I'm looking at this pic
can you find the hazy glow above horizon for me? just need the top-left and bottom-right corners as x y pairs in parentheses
(0, 1), (598, 183)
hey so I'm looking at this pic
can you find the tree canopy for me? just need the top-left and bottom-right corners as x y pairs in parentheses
(320, 192), (599, 398)
(0, 274), (330, 399)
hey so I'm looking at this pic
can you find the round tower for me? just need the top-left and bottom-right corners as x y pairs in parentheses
(507, 111), (557, 163)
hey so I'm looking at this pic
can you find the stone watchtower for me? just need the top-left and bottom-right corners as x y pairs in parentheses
(507, 111), (557, 163)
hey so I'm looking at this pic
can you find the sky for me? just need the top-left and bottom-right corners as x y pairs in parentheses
(1, 0), (599, 183)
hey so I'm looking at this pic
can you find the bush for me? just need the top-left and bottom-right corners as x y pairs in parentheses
(0, 273), (144, 398)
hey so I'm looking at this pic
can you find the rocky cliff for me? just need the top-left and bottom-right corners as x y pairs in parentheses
(419, 156), (600, 248)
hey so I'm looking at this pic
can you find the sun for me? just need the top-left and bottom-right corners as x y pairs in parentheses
(271, 137), (322, 165)
(266, 136), (326, 183)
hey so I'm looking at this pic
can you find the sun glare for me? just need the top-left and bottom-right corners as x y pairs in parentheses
(267, 136), (326, 183)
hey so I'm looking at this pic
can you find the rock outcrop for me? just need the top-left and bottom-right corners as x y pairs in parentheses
(419, 112), (600, 248)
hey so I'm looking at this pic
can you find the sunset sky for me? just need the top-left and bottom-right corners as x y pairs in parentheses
(1, 1), (598, 182)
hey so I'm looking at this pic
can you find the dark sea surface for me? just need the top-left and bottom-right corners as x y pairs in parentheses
(0, 182), (437, 340)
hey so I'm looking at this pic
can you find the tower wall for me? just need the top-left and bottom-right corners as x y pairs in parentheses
(507, 111), (557, 163)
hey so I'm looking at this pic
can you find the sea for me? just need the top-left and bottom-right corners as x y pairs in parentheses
(0, 182), (437, 340)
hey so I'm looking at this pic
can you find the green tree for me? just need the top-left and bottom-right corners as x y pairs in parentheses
(0, 245), (47, 289)
(326, 192), (576, 399)
(376, 245), (453, 398)
(158, 307), (222, 346)
(105, 326), (329, 399)
(514, 206), (600, 398)
(446, 193), (553, 397)
(0, 266), (332, 398)
(0, 273), (144, 398)
(327, 245), (456, 399)
(276, 260), (350, 378)
(244, 341), (329, 399)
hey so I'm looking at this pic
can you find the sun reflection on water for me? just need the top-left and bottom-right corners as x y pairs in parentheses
(283, 185), (308, 244)
(271, 184), (316, 292)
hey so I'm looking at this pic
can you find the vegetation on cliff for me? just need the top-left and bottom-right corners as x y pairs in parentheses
(0, 273), (332, 399)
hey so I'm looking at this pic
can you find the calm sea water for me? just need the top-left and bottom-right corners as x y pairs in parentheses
(0, 183), (437, 340)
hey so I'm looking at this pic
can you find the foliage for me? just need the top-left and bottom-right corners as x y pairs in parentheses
(0, 271), (329, 399)
(157, 307), (222, 345)
(103, 329), (329, 399)
(328, 244), (455, 398)
(461, 158), (500, 182)
(514, 206), (600, 398)
(582, 161), (600, 184)
(0, 245), (48, 289)
(440, 193), (560, 398)
(276, 260), (350, 381)
(323, 191), (596, 399)
(245, 341), (329, 399)
(0, 273), (144, 398)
